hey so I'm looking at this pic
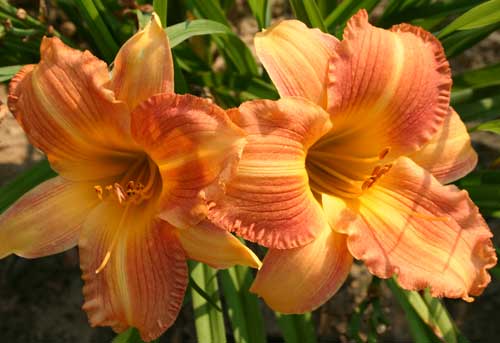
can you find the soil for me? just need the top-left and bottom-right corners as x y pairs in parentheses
(0, 1), (499, 342)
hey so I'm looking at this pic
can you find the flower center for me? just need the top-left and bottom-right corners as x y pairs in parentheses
(93, 154), (161, 206)
(306, 135), (392, 198)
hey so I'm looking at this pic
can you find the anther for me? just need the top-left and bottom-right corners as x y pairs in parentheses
(113, 183), (128, 204)
(362, 177), (376, 191)
(378, 147), (391, 160)
(94, 185), (103, 200)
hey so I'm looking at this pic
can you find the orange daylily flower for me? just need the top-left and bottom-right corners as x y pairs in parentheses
(0, 15), (260, 341)
(208, 10), (497, 313)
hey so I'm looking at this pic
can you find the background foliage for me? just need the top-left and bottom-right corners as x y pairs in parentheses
(0, 0), (499, 342)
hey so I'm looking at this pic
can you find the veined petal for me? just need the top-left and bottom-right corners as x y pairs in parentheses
(8, 37), (139, 182)
(130, 93), (245, 229)
(111, 13), (174, 110)
(411, 108), (477, 184)
(325, 10), (451, 160)
(80, 201), (187, 341)
(323, 157), (496, 300)
(251, 228), (352, 313)
(208, 97), (333, 249)
(176, 221), (261, 269)
(255, 20), (338, 106)
(0, 177), (98, 258)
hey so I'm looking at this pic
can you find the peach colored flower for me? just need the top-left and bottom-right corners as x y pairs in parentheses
(208, 10), (496, 313)
(0, 15), (260, 341)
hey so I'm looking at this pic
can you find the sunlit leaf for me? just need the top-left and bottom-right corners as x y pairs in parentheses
(472, 119), (500, 134)
(0, 65), (22, 82)
(438, 0), (500, 38)
(166, 19), (232, 48)
(189, 262), (226, 343)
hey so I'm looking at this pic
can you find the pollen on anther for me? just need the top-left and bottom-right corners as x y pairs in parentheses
(378, 147), (391, 160)
(94, 185), (103, 200)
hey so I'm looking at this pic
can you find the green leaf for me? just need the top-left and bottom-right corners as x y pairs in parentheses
(275, 313), (317, 343)
(247, 0), (271, 29)
(453, 63), (500, 90)
(377, 0), (480, 28)
(0, 65), (22, 82)
(472, 119), (500, 134)
(219, 265), (266, 343)
(153, 0), (168, 27)
(190, 0), (258, 75)
(438, 0), (500, 38)
(422, 290), (463, 343)
(189, 275), (222, 312)
(0, 160), (56, 214)
(442, 23), (500, 58)
(190, 0), (230, 26)
(289, 0), (327, 31)
(189, 261), (227, 343)
(453, 94), (500, 122)
(324, 0), (381, 34)
(112, 328), (157, 343)
(73, 0), (119, 62)
(386, 278), (442, 343)
(166, 19), (232, 48)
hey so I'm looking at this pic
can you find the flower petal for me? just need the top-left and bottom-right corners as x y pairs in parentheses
(130, 93), (245, 229)
(0, 177), (98, 258)
(176, 220), (261, 269)
(80, 201), (187, 341)
(208, 97), (333, 249)
(323, 157), (496, 300)
(250, 228), (352, 313)
(255, 20), (338, 106)
(110, 13), (174, 110)
(410, 108), (477, 184)
(326, 9), (451, 159)
(8, 37), (138, 182)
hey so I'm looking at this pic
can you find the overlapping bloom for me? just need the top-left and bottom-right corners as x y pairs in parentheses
(208, 10), (497, 313)
(0, 15), (261, 340)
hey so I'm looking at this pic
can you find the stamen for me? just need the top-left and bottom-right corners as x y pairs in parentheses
(113, 183), (128, 204)
(94, 205), (130, 274)
(378, 147), (391, 160)
(95, 251), (111, 274)
(94, 185), (103, 200)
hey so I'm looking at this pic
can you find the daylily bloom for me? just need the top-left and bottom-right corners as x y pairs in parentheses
(0, 15), (260, 341)
(208, 10), (497, 313)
